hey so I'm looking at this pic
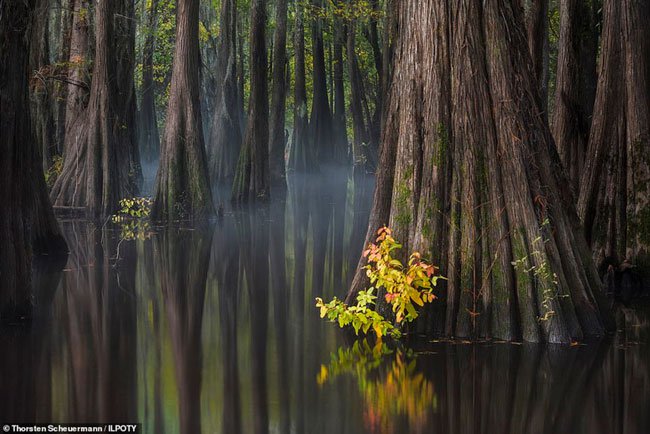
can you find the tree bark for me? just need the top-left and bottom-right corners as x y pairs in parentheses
(53, 0), (73, 154)
(114, 0), (142, 189)
(232, 0), (269, 203)
(51, 0), (140, 218)
(288, 0), (311, 172)
(152, 0), (215, 220)
(268, 0), (289, 183)
(380, 0), (398, 132)
(208, 0), (242, 184)
(237, 8), (246, 131)
(61, 0), (90, 153)
(578, 0), (650, 275)
(364, 0), (383, 150)
(139, 0), (161, 163)
(522, 0), (550, 112)
(30, 0), (58, 170)
(309, 0), (334, 165)
(347, 16), (371, 170)
(0, 0), (67, 322)
(347, 0), (611, 343)
(552, 0), (598, 193)
(332, 0), (348, 164)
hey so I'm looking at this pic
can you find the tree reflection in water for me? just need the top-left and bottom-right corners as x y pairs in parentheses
(0, 171), (648, 434)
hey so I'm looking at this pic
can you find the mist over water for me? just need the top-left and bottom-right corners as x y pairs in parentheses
(140, 159), (160, 196)
(1, 169), (648, 434)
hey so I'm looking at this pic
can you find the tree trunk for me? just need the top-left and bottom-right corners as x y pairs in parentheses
(152, 0), (215, 220)
(61, 0), (90, 153)
(332, 0), (348, 164)
(347, 16), (371, 170)
(380, 0), (398, 132)
(347, 0), (611, 344)
(268, 0), (288, 183)
(522, 0), (550, 112)
(552, 0), (598, 193)
(232, 0), (269, 203)
(0, 0), (67, 322)
(208, 0), (242, 184)
(30, 0), (58, 170)
(364, 0), (383, 150)
(51, 0), (139, 218)
(365, 0), (383, 99)
(199, 0), (219, 143)
(139, 0), (161, 163)
(237, 9), (246, 131)
(289, 0), (311, 172)
(114, 0), (142, 189)
(309, 0), (334, 165)
(53, 0), (73, 154)
(578, 0), (650, 276)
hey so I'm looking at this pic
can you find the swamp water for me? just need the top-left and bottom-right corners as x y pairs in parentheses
(1, 171), (648, 434)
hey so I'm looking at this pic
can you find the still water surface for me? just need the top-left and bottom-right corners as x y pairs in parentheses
(1, 171), (649, 434)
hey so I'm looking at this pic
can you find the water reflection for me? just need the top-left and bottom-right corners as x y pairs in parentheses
(157, 227), (213, 434)
(1, 170), (649, 434)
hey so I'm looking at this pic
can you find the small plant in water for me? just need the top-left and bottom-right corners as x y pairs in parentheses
(316, 227), (442, 339)
(111, 197), (153, 241)
(511, 219), (566, 323)
(112, 197), (153, 220)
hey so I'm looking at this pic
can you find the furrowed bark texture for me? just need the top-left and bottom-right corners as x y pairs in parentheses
(51, 0), (140, 219)
(30, 0), (57, 169)
(232, 0), (269, 203)
(380, 0), (398, 132)
(61, 0), (90, 152)
(208, 0), (242, 183)
(1, 0), (67, 321)
(139, 0), (161, 163)
(268, 0), (289, 183)
(347, 0), (610, 343)
(152, 0), (215, 220)
(578, 0), (650, 276)
(552, 0), (598, 193)
(522, 0), (550, 112)
(289, 0), (311, 172)
(53, 0), (73, 155)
